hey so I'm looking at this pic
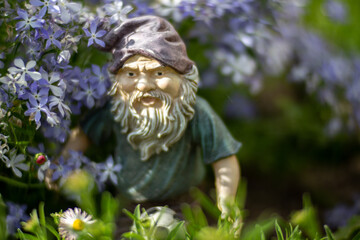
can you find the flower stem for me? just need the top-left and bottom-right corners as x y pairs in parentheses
(0, 175), (43, 188)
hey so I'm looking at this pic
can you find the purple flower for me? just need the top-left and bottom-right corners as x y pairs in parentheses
(97, 155), (122, 185)
(27, 143), (45, 155)
(49, 96), (72, 118)
(30, 0), (60, 14)
(40, 70), (64, 97)
(5, 149), (29, 178)
(103, 1), (133, 24)
(91, 64), (110, 95)
(129, 0), (155, 17)
(50, 157), (72, 181)
(323, 0), (347, 23)
(6, 202), (29, 235)
(56, 0), (82, 24)
(25, 82), (49, 102)
(0, 73), (27, 92)
(42, 119), (70, 143)
(42, 27), (64, 49)
(66, 150), (90, 169)
(15, 8), (45, 31)
(8, 58), (42, 83)
(24, 96), (50, 128)
(83, 20), (106, 47)
(73, 80), (100, 108)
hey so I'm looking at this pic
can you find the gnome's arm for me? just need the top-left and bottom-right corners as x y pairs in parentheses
(212, 155), (240, 216)
(45, 127), (90, 190)
(60, 126), (90, 158)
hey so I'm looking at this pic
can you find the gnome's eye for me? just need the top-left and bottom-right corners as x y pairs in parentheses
(127, 72), (135, 77)
(156, 72), (163, 76)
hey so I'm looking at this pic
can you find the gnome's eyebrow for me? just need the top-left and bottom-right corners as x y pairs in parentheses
(122, 65), (138, 71)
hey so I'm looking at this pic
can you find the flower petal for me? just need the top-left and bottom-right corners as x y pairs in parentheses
(26, 60), (36, 70)
(14, 58), (25, 69)
(28, 71), (42, 81)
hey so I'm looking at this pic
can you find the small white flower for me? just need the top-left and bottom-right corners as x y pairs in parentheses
(59, 208), (95, 240)
(8, 58), (41, 83)
(5, 149), (29, 178)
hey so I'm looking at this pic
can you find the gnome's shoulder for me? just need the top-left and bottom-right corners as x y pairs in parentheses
(80, 102), (115, 145)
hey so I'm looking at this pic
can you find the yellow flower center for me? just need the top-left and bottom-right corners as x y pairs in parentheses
(72, 219), (85, 231)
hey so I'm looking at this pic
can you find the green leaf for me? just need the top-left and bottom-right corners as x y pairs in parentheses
(275, 221), (284, 240)
(167, 221), (185, 240)
(190, 188), (220, 219)
(101, 192), (119, 223)
(352, 231), (360, 240)
(39, 202), (46, 227)
(16, 229), (39, 240)
(122, 232), (145, 240)
(324, 225), (335, 240)
(45, 223), (61, 239)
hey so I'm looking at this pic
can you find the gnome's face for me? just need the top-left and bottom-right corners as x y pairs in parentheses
(110, 54), (198, 161)
(116, 55), (183, 113)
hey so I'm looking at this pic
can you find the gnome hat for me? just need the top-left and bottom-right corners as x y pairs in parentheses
(99, 15), (194, 74)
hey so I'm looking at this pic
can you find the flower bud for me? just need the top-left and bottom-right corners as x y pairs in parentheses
(35, 153), (47, 165)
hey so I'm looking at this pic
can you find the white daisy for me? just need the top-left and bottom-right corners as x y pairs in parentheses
(58, 208), (95, 240)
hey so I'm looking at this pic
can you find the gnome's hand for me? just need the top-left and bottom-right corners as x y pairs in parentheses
(212, 155), (241, 235)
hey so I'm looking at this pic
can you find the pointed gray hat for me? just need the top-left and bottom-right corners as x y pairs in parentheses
(98, 15), (194, 74)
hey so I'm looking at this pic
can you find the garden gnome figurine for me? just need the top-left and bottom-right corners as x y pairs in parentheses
(58, 16), (241, 215)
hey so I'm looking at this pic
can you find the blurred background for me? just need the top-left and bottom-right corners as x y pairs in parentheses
(1, 0), (360, 237)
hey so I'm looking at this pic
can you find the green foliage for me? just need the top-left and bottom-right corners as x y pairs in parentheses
(122, 205), (188, 240)
(17, 202), (60, 240)
(290, 194), (322, 238)
(0, 194), (8, 239)
(333, 216), (360, 240)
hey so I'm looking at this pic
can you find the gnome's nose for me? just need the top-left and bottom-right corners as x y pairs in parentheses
(136, 77), (155, 92)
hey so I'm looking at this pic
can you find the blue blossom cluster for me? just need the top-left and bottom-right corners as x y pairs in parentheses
(0, 0), (132, 184)
(0, 0), (134, 142)
(50, 151), (121, 191)
(151, 0), (357, 134)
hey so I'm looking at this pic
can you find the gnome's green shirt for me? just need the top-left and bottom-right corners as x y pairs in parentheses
(81, 97), (241, 202)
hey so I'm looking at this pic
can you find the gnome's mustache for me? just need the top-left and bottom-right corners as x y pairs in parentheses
(129, 90), (172, 114)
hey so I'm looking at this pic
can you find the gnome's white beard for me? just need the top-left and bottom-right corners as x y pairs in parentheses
(110, 85), (196, 161)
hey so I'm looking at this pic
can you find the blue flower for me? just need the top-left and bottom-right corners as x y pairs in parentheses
(90, 64), (110, 95)
(50, 156), (72, 181)
(25, 82), (49, 102)
(42, 119), (70, 143)
(103, 1), (133, 24)
(40, 69), (64, 97)
(56, 0), (82, 24)
(15, 8), (45, 31)
(6, 202), (29, 235)
(27, 143), (45, 155)
(83, 20), (107, 47)
(42, 27), (64, 49)
(66, 150), (90, 169)
(30, 0), (60, 14)
(0, 73), (27, 93)
(97, 155), (122, 185)
(5, 149), (29, 178)
(8, 58), (42, 83)
(323, 0), (347, 23)
(49, 96), (72, 118)
(24, 96), (50, 128)
(73, 79), (100, 108)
